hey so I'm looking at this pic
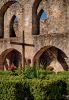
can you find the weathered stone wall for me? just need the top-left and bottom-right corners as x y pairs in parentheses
(33, 0), (69, 66)
(0, 0), (69, 69)
(4, 2), (23, 38)
(0, 0), (23, 56)
(0, 0), (34, 62)
(39, 0), (67, 34)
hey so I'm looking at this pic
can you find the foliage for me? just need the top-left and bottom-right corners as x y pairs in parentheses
(0, 70), (18, 76)
(0, 77), (66, 100)
(1, 68), (69, 100)
(0, 70), (11, 75)
(20, 67), (55, 79)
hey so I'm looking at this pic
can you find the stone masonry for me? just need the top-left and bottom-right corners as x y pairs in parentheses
(0, 0), (69, 72)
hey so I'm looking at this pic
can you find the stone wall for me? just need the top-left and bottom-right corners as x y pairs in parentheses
(0, 0), (34, 62)
(32, 0), (69, 67)
(0, 0), (69, 70)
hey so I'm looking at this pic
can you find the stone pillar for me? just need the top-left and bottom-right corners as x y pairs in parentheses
(32, 12), (39, 35)
(0, 15), (4, 38)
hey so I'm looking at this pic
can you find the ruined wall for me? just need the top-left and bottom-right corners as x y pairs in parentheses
(0, 0), (69, 69)
(40, 0), (67, 34)
(4, 2), (23, 38)
(0, 0), (34, 62)
(33, 0), (69, 66)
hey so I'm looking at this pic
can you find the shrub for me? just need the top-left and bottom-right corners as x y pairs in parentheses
(30, 79), (67, 100)
(0, 70), (11, 75)
(22, 67), (36, 79)
(21, 67), (55, 79)
(0, 68), (69, 100)
(0, 80), (34, 100)
(0, 67), (54, 79)
(0, 77), (67, 100)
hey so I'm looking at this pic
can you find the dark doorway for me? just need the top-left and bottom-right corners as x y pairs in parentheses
(33, 46), (68, 70)
(0, 48), (22, 70)
(6, 50), (21, 68)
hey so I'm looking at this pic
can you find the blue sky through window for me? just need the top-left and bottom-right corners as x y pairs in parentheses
(40, 11), (48, 20)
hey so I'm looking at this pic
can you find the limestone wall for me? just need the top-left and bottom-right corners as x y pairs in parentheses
(0, 0), (69, 68)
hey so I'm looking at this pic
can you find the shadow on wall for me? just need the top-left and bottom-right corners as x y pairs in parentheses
(33, 46), (69, 71)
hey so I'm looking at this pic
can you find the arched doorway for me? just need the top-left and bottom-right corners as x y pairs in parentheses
(33, 46), (68, 71)
(0, 48), (22, 70)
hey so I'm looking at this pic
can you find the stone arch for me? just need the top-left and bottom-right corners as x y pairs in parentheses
(32, 0), (48, 35)
(0, 0), (20, 38)
(33, 46), (68, 71)
(0, 48), (22, 70)
(33, 0), (42, 10)
(38, 9), (48, 34)
(32, 0), (42, 35)
(9, 15), (17, 37)
(38, 9), (44, 18)
(4, 2), (23, 38)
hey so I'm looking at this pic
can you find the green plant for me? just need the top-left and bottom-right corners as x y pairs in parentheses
(20, 67), (54, 79)
(0, 70), (11, 75)
(0, 74), (67, 100)
(1, 68), (69, 100)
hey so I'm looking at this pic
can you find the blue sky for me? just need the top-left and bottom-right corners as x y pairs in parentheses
(40, 11), (48, 20)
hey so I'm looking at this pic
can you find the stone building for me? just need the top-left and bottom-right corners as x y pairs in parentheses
(0, 0), (69, 72)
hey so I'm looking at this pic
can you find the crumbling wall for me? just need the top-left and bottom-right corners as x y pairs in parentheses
(0, 0), (69, 69)
(33, 0), (69, 66)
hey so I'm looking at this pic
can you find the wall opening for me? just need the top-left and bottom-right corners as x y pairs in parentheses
(0, 48), (22, 70)
(40, 10), (48, 20)
(32, 0), (48, 35)
(9, 15), (18, 37)
(6, 50), (21, 68)
(33, 46), (68, 71)
(38, 9), (48, 34)
(0, 1), (17, 38)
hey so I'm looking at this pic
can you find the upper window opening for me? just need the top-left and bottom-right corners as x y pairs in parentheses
(10, 15), (18, 37)
(0, 1), (17, 38)
(40, 11), (48, 20)
(14, 17), (18, 24)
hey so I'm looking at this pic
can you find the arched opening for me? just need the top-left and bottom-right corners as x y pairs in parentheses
(9, 15), (18, 37)
(38, 9), (48, 34)
(0, 1), (17, 38)
(0, 48), (22, 70)
(33, 46), (68, 71)
(40, 10), (48, 20)
(32, 0), (48, 35)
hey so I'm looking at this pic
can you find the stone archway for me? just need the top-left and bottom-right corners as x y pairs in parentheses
(4, 1), (23, 38)
(0, 1), (17, 38)
(0, 48), (22, 70)
(33, 46), (68, 72)
(32, 0), (48, 35)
